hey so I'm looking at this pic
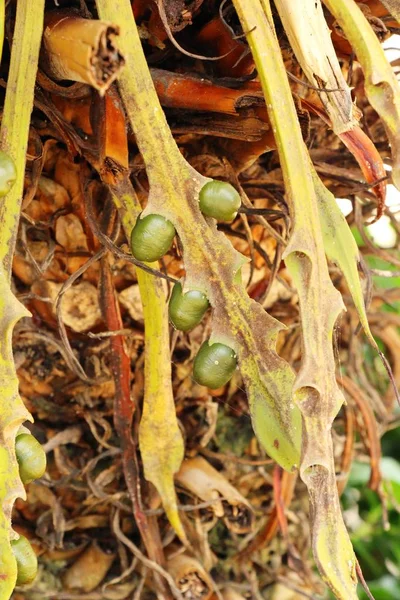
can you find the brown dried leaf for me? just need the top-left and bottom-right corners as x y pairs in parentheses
(175, 456), (254, 534)
(62, 542), (116, 591)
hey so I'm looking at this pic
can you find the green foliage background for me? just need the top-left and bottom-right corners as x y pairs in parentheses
(331, 229), (400, 599)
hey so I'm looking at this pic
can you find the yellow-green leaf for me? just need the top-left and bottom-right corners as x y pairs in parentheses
(138, 266), (186, 543)
(96, 0), (302, 473)
(305, 464), (357, 597)
(313, 170), (378, 350)
(0, 278), (31, 599)
(0, 1), (45, 596)
(233, 0), (358, 596)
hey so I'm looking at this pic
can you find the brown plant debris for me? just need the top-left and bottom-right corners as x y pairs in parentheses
(5, 0), (400, 599)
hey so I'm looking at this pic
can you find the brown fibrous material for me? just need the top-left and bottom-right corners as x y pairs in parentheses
(41, 11), (125, 94)
(167, 553), (213, 600)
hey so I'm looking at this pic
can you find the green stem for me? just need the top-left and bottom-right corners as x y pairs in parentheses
(96, 0), (192, 198)
(110, 180), (186, 544)
(0, 0), (4, 66)
(0, 2), (45, 597)
(0, 0), (45, 277)
(234, 0), (316, 230)
(231, 0), (357, 596)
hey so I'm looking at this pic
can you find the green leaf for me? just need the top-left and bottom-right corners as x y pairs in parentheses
(349, 458), (400, 487)
(381, 457), (400, 485)
(313, 172), (378, 351)
(365, 256), (400, 291)
(359, 576), (400, 600)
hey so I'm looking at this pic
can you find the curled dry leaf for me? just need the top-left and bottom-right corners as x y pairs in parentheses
(175, 456), (254, 534)
(64, 515), (109, 531)
(43, 540), (88, 562)
(274, 0), (358, 135)
(339, 127), (386, 222)
(62, 541), (116, 592)
(166, 553), (213, 600)
(13, 240), (52, 286)
(151, 68), (263, 116)
(238, 469), (297, 557)
(25, 176), (70, 221)
(324, 0), (400, 192)
(41, 10), (125, 94)
(27, 483), (66, 547)
(41, 425), (82, 453)
(221, 589), (247, 600)
(35, 280), (102, 332)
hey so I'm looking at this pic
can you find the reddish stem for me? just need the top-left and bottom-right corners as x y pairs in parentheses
(99, 256), (172, 599)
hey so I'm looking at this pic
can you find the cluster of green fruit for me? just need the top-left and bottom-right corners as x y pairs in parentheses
(130, 180), (241, 390)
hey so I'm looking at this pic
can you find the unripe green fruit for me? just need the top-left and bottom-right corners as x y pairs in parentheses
(0, 151), (16, 197)
(199, 180), (241, 222)
(11, 535), (38, 585)
(130, 214), (176, 262)
(169, 283), (210, 331)
(15, 434), (46, 485)
(193, 341), (237, 389)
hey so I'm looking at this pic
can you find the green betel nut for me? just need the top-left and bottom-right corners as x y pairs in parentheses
(193, 341), (237, 389)
(169, 283), (210, 331)
(130, 214), (176, 262)
(10, 535), (38, 585)
(15, 434), (46, 485)
(199, 180), (241, 222)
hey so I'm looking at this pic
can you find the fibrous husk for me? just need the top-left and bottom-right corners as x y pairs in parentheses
(166, 552), (213, 600)
(41, 10), (125, 94)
